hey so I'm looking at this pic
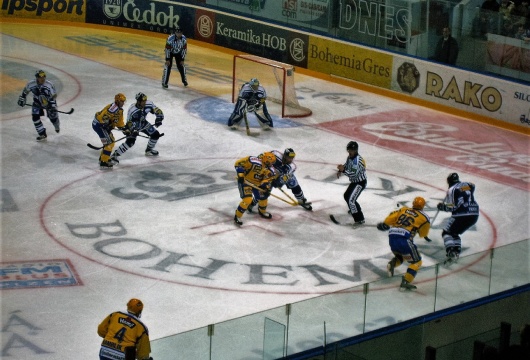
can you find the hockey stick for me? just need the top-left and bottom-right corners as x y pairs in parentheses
(86, 132), (164, 150)
(25, 103), (74, 115)
(87, 136), (128, 150)
(244, 180), (298, 206)
(277, 187), (313, 210)
(243, 111), (251, 136)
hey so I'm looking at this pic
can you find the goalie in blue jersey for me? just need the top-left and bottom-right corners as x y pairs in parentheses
(228, 78), (274, 130)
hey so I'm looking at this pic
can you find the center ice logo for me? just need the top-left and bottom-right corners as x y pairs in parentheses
(42, 160), (491, 294)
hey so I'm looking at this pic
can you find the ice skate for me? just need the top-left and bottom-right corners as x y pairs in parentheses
(145, 149), (159, 156)
(399, 277), (417, 291)
(36, 133), (47, 141)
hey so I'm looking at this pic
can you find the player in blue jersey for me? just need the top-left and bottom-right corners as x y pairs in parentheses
(17, 70), (60, 141)
(337, 141), (367, 227)
(377, 197), (431, 290)
(110, 93), (164, 164)
(162, 26), (187, 88)
(228, 78), (273, 130)
(437, 173), (479, 264)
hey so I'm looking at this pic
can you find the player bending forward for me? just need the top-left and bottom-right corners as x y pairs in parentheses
(111, 92), (164, 164)
(228, 78), (273, 130)
(234, 152), (277, 226)
(377, 197), (431, 291)
(18, 70), (60, 141)
(249, 148), (312, 212)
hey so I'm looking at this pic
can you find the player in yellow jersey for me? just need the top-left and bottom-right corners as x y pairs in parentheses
(92, 93), (130, 169)
(377, 197), (431, 290)
(98, 298), (152, 360)
(233, 152), (277, 226)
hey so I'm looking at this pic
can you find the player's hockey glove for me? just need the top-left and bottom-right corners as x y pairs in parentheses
(376, 222), (390, 231)
(47, 103), (58, 118)
(18, 95), (26, 107)
(259, 181), (271, 191)
(237, 175), (244, 185)
(437, 202), (448, 211)
(155, 116), (163, 127)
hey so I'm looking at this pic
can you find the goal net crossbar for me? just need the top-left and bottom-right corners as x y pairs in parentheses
(232, 55), (312, 118)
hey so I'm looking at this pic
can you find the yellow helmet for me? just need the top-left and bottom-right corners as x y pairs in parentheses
(261, 152), (275, 166)
(127, 298), (144, 315)
(412, 196), (426, 210)
(115, 93), (126, 103)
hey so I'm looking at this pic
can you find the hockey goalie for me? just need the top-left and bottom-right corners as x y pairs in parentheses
(227, 78), (273, 130)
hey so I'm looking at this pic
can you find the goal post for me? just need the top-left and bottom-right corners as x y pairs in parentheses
(232, 55), (312, 118)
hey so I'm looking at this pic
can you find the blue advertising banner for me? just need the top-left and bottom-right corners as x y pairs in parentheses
(86, 0), (195, 37)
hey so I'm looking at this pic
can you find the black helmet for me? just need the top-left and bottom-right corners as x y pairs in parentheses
(35, 69), (46, 79)
(447, 172), (459, 186)
(174, 26), (182, 33)
(135, 92), (147, 101)
(346, 141), (358, 151)
(283, 148), (296, 158)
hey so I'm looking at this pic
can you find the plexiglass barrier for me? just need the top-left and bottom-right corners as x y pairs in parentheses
(151, 239), (529, 359)
(198, 0), (530, 83)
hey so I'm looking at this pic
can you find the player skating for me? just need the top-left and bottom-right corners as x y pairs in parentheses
(377, 197), (431, 291)
(228, 78), (273, 130)
(233, 152), (277, 226)
(162, 26), (188, 88)
(437, 173), (479, 265)
(110, 92), (164, 164)
(91, 93), (129, 169)
(17, 70), (61, 141)
(248, 148), (312, 212)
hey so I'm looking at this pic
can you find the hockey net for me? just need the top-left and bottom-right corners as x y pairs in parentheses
(232, 55), (312, 118)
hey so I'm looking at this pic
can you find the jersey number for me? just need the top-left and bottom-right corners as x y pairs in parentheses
(397, 214), (414, 227)
(114, 327), (127, 343)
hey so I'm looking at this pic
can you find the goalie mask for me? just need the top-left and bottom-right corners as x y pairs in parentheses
(249, 78), (260, 91)
(127, 298), (144, 316)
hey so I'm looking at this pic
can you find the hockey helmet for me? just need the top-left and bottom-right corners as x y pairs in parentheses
(115, 93), (126, 103)
(135, 92), (147, 102)
(261, 152), (275, 166)
(127, 298), (144, 316)
(447, 172), (459, 186)
(35, 70), (46, 79)
(346, 141), (358, 151)
(412, 196), (426, 210)
(174, 26), (182, 33)
(249, 78), (260, 90)
(284, 148), (296, 158)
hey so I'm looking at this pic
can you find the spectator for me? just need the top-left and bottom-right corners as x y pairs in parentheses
(432, 27), (459, 65)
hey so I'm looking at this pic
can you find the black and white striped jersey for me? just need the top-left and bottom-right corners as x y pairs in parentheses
(342, 154), (367, 183)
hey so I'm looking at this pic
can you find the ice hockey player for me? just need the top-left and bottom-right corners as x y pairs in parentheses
(227, 78), (273, 130)
(248, 148), (312, 212)
(437, 172), (479, 265)
(97, 298), (153, 360)
(233, 152), (277, 226)
(92, 93), (129, 169)
(17, 70), (60, 141)
(377, 196), (431, 291)
(110, 92), (164, 164)
(162, 26), (188, 88)
(336, 141), (367, 227)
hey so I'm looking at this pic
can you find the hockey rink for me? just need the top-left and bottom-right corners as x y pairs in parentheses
(1, 22), (529, 359)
